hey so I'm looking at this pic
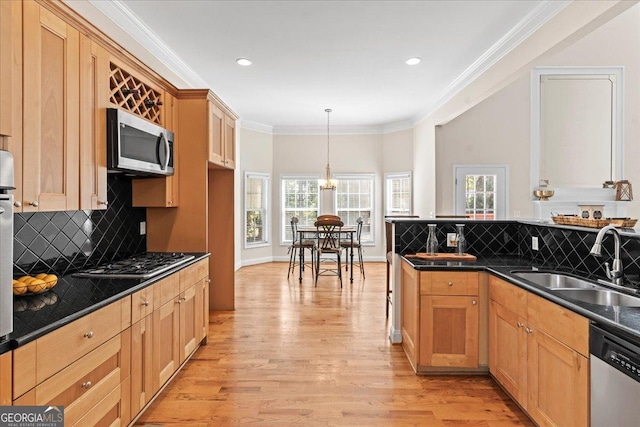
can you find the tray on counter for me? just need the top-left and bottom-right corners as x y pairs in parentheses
(404, 253), (477, 262)
(551, 216), (637, 229)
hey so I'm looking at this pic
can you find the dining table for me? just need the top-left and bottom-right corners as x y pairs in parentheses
(297, 226), (356, 284)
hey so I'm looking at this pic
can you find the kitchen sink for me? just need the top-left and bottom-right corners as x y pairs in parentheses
(512, 271), (599, 290)
(551, 289), (640, 307)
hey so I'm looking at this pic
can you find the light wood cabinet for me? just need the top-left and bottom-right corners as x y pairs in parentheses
(0, 352), (11, 406)
(79, 34), (109, 210)
(400, 261), (481, 372)
(22, 1), (80, 212)
(0, 0), (12, 136)
(489, 276), (589, 427)
(208, 100), (235, 169)
(132, 91), (180, 207)
(152, 296), (180, 392)
(131, 313), (153, 415)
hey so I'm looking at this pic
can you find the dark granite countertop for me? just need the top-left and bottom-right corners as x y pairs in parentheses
(402, 254), (640, 343)
(0, 253), (210, 354)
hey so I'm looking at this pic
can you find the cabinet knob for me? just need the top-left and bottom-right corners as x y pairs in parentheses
(168, 200), (173, 206)
(447, 281), (453, 287)
(141, 301), (149, 306)
(206, 278), (211, 283)
(98, 200), (108, 206)
(471, 300), (477, 305)
(517, 322), (524, 328)
(176, 298), (182, 304)
(83, 331), (94, 339)
(82, 381), (92, 389)
(28, 201), (38, 207)
(525, 328), (533, 334)
(13, 201), (21, 208)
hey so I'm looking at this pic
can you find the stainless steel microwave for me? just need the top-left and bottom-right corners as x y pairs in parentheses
(107, 108), (174, 177)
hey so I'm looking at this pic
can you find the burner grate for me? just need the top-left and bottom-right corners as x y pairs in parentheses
(74, 253), (195, 279)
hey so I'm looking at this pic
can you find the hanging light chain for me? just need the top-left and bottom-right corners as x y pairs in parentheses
(325, 108), (332, 167)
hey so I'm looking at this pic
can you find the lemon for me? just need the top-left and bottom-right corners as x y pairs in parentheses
(43, 274), (58, 288)
(18, 275), (32, 283)
(21, 277), (36, 285)
(27, 279), (47, 294)
(12, 280), (27, 296)
(35, 273), (48, 280)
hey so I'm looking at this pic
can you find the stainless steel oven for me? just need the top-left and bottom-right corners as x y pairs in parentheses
(0, 150), (14, 339)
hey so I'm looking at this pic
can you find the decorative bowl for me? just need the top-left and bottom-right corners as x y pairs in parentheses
(533, 189), (554, 201)
(12, 274), (59, 296)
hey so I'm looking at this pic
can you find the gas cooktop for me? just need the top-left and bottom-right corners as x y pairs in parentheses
(74, 252), (195, 279)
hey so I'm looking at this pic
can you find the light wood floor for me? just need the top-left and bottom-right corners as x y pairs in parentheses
(136, 262), (534, 426)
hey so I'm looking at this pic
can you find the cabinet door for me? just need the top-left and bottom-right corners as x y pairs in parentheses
(527, 328), (589, 427)
(489, 300), (528, 407)
(179, 285), (198, 363)
(197, 278), (210, 341)
(420, 295), (479, 367)
(208, 101), (224, 166)
(79, 35), (108, 210)
(131, 315), (153, 416)
(401, 262), (420, 369)
(0, 0), (12, 136)
(223, 114), (236, 169)
(153, 297), (180, 391)
(23, 1), (80, 211)
(6, 0), (22, 211)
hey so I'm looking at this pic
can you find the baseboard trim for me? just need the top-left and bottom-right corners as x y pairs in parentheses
(389, 327), (402, 344)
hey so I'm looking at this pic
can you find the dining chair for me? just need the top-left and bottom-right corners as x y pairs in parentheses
(317, 214), (341, 222)
(314, 218), (344, 287)
(287, 217), (316, 282)
(340, 217), (365, 278)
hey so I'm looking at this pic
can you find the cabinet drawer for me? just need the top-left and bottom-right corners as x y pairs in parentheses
(489, 276), (527, 318)
(154, 273), (180, 307)
(527, 293), (589, 357)
(421, 271), (478, 295)
(179, 259), (208, 293)
(35, 301), (124, 384)
(34, 331), (130, 426)
(131, 286), (154, 324)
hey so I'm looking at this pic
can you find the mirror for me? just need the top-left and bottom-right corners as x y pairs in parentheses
(530, 67), (623, 192)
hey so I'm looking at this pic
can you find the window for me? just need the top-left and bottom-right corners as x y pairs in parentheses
(454, 165), (508, 219)
(385, 172), (412, 216)
(335, 174), (374, 244)
(281, 176), (320, 243)
(244, 172), (269, 247)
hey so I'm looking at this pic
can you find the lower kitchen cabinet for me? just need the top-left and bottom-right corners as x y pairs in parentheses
(13, 331), (131, 427)
(153, 295), (181, 390)
(401, 260), (482, 372)
(489, 276), (589, 427)
(131, 314), (154, 416)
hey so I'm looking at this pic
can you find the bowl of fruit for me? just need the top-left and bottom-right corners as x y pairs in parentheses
(12, 273), (59, 296)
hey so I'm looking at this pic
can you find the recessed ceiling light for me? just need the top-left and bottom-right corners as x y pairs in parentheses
(236, 58), (252, 66)
(405, 57), (421, 66)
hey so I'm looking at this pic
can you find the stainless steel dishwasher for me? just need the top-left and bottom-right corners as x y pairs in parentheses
(590, 324), (640, 427)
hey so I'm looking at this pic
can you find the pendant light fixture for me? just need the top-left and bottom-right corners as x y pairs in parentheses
(319, 108), (338, 191)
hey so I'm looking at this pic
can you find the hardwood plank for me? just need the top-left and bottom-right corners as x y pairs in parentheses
(135, 262), (534, 426)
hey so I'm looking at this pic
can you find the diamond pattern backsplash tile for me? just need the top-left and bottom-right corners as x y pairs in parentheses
(395, 221), (520, 255)
(13, 175), (146, 276)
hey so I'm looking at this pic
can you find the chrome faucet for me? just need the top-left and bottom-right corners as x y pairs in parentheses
(590, 225), (624, 286)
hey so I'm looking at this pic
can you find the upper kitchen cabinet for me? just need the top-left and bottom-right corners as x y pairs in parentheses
(0, 0), (12, 136)
(22, 0), (80, 212)
(132, 91), (180, 207)
(208, 97), (236, 169)
(79, 35), (109, 210)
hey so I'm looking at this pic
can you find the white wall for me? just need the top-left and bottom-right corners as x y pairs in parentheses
(433, 2), (640, 219)
(411, 0), (636, 217)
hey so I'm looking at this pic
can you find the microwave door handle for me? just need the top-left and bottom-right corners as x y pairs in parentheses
(158, 132), (170, 171)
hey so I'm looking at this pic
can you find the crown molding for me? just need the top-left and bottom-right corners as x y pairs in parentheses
(273, 124), (383, 136)
(86, 0), (209, 89)
(238, 120), (274, 134)
(412, 0), (571, 126)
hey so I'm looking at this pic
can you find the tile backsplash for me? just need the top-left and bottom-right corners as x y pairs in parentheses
(392, 219), (640, 286)
(13, 175), (146, 276)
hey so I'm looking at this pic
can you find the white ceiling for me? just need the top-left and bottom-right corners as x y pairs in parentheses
(65, 0), (568, 132)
